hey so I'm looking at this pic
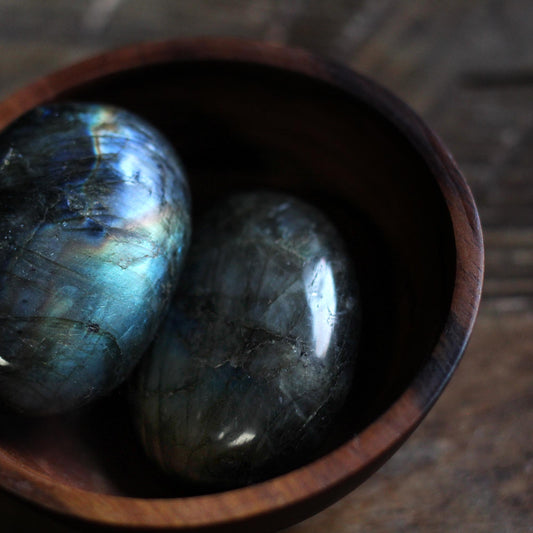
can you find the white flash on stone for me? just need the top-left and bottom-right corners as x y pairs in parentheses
(304, 256), (336, 359)
(227, 431), (256, 448)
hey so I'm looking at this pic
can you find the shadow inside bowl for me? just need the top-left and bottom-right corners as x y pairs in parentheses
(0, 60), (456, 498)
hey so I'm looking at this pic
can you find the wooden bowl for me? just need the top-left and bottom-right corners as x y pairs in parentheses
(0, 38), (483, 531)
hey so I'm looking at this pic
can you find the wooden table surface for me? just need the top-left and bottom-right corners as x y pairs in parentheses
(0, 1), (531, 531)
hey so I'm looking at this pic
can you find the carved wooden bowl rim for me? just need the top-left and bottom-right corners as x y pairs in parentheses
(0, 38), (484, 530)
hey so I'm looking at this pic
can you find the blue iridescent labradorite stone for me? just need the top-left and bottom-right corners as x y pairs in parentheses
(132, 192), (360, 489)
(0, 103), (191, 415)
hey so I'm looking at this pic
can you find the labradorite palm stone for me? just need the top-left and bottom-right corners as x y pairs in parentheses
(0, 103), (191, 415)
(133, 192), (359, 488)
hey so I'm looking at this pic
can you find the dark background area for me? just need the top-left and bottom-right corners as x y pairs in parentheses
(0, 1), (531, 531)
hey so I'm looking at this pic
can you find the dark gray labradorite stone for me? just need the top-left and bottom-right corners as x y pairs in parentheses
(132, 192), (360, 489)
(0, 103), (191, 415)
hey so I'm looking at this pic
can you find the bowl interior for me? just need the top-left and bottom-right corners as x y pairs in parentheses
(0, 60), (455, 498)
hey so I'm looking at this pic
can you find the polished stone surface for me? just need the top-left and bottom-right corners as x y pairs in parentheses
(0, 103), (191, 415)
(132, 192), (359, 489)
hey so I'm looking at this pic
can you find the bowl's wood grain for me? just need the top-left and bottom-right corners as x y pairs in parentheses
(0, 38), (483, 531)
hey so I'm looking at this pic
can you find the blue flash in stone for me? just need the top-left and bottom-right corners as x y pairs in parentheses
(0, 102), (191, 415)
(132, 192), (360, 489)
